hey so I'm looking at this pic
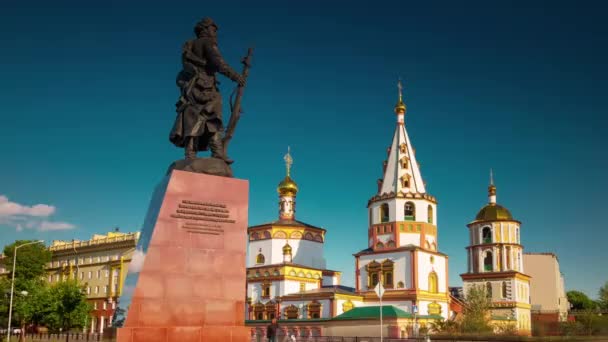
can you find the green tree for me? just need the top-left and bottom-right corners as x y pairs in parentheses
(42, 280), (91, 332)
(567, 290), (596, 310)
(1, 240), (50, 332)
(598, 281), (608, 310)
(460, 284), (493, 334)
(3, 240), (51, 281)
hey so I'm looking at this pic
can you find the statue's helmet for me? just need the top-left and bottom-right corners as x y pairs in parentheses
(194, 17), (218, 36)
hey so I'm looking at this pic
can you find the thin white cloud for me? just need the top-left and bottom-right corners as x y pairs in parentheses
(39, 221), (76, 231)
(0, 195), (75, 232)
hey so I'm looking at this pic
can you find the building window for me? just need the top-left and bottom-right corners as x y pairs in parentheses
(386, 240), (396, 248)
(104, 285), (108, 294)
(366, 261), (380, 288)
(401, 175), (410, 188)
(428, 272), (438, 293)
(95, 286), (99, 294)
(299, 282), (306, 293)
(380, 203), (389, 223)
(262, 283), (271, 298)
(105, 269), (109, 278)
(87, 287), (91, 295)
(55, 274), (60, 282)
(253, 303), (265, 320)
(308, 301), (321, 319)
(427, 205), (433, 224)
(502, 281), (508, 299)
(404, 202), (415, 220)
(516, 228), (519, 243)
(484, 251), (493, 271)
(486, 282), (492, 299)
(97, 270), (101, 279)
(285, 305), (299, 319)
(102, 301), (107, 310)
(375, 241), (384, 250)
(48, 275), (52, 283)
(399, 143), (407, 153)
(256, 252), (265, 265)
(88, 271), (92, 279)
(265, 302), (277, 320)
(371, 273), (379, 287)
(93, 302), (97, 309)
(482, 227), (492, 244)
(112, 302), (116, 309)
(400, 157), (408, 169)
(382, 259), (394, 288)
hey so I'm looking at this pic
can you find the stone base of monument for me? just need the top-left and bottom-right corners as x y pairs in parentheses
(167, 157), (233, 177)
(116, 170), (249, 342)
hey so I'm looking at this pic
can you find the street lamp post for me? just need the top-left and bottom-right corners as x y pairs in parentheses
(6, 240), (44, 342)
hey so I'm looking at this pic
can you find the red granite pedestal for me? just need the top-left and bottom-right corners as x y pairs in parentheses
(117, 170), (249, 342)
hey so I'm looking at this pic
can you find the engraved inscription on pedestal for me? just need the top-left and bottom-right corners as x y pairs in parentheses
(170, 199), (236, 235)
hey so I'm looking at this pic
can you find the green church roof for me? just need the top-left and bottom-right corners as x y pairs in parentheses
(332, 306), (413, 320)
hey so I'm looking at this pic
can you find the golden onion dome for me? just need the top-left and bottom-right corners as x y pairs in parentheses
(277, 176), (298, 196)
(394, 99), (406, 114)
(282, 242), (292, 255)
(475, 204), (514, 222)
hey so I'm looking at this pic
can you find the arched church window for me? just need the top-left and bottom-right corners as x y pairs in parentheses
(486, 282), (492, 299)
(263, 231), (271, 239)
(386, 240), (396, 248)
(308, 301), (321, 319)
(516, 228), (520, 243)
(428, 272), (438, 293)
(482, 227), (492, 244)
(427, 205), (433, 224)
(404, 202), (415, 221)
(375, 241), (384, 250)
(400, 157), (408, 169)
(401, 175), (410, 188)
(484, 251), (493, 272)
(502, 281), (508, 298)
(380, 203), (389, 223)
(285, 305), (299, 319)
(256, 252), (265, 265)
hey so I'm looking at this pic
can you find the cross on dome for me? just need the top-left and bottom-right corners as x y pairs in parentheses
(284, 146), (293, 177)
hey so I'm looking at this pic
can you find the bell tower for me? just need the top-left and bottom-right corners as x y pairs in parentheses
(461, 170), (532, 334)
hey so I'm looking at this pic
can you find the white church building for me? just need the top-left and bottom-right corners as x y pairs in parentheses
(245, 82), (455, 339)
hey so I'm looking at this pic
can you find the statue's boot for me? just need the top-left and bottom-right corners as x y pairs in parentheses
(209, 133), (234, 164)
(185, 137), (197, 160)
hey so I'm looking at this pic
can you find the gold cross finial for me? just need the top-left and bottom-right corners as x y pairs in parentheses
(284, 146), (293, 177)
(398, 77), (403, 102)
(490, 168), (494, 186)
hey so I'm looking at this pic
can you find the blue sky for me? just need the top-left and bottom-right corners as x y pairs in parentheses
(0, 0), (606, 298)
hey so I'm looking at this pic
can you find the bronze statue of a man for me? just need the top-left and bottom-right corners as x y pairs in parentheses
(169, 18), (245, 164)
